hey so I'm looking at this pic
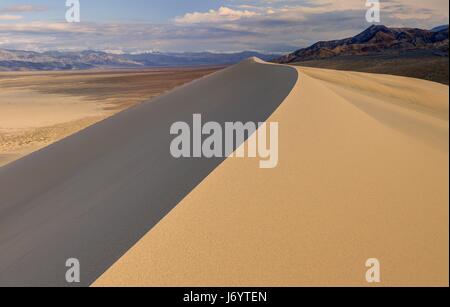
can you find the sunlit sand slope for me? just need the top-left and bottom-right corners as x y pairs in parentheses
(95, 66), (449, 287)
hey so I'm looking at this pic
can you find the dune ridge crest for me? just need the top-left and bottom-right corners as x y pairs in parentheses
(0, 58), (298, 286)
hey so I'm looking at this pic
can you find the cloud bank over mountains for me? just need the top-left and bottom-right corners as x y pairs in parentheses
(0, 0), (448, 53)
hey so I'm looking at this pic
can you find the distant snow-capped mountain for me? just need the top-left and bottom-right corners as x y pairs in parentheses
(0, 50), (277, 71)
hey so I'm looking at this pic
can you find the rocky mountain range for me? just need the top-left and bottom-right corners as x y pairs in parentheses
(0, 50), (277, 71)
(276, 25), (449, 64)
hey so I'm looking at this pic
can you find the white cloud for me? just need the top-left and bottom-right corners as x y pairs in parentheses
(0, 14), (22, 21)
(0, 21), (94, 33)
(0, 4), (47, 13)
(175, 6), (259, 24)
(0, 1), (448, 53)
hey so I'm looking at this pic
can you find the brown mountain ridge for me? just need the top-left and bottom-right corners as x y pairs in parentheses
(275, 25), (449, 84)
(276, 25), (449, 63)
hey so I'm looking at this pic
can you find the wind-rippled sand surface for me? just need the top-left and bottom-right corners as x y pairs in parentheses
(0, 67), (220, 166)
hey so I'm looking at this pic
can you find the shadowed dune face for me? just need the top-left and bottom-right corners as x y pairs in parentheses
(95, 66), (448, 287)
(0, 59), (298, 286)
(0, 67), (220, 167)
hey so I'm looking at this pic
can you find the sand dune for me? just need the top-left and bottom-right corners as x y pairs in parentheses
(94, 63), (449, 286)
(0, 58), (447, 286)
(0, 59), (296, 286)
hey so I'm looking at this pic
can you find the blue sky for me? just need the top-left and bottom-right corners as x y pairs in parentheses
(0, 0), (448, 53)
(0, 0), (224, 22)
